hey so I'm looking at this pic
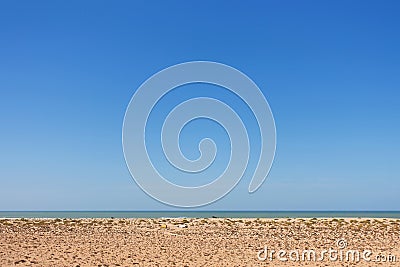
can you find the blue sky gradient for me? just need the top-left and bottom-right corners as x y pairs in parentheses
(0, 1), (399, 210)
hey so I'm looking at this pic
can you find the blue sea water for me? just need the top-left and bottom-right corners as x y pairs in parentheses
(0, 211), (399, 219)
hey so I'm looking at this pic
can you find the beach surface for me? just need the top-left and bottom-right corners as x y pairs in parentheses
(1, 218), (399, 266)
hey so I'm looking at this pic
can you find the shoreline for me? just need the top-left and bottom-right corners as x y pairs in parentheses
(1, 211), (400, 219)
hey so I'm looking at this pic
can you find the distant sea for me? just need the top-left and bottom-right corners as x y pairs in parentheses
(0, 211), (399, 219)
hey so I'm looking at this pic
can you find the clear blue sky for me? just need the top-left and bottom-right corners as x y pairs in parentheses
(0, 1), (399, 210)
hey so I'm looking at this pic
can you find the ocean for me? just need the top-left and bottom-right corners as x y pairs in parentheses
(0, 211), (399, 219)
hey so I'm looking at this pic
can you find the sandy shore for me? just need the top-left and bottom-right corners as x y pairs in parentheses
(0, 218), (399, 266)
